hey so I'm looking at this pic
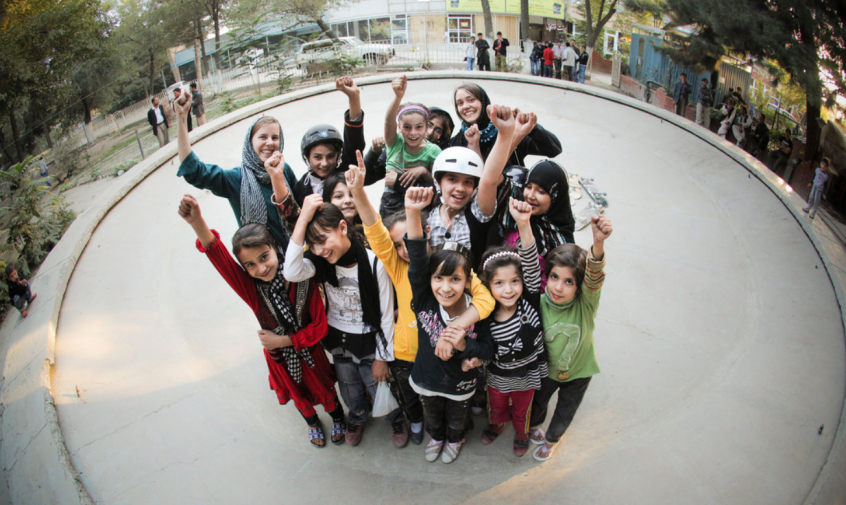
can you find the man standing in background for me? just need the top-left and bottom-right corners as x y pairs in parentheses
(148, 96), (169, 148)
(476, 32), (491, 71)
(696, 78), (713, 129)
(493, 31), (510, 72)
(673, 73), (691, 117)
(562, 42), (576, 82)
(552, 40), (563, 79)
(190, 82), (206, 127)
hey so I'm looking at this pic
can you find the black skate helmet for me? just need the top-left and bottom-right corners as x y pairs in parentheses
(300, 124), (343, 166)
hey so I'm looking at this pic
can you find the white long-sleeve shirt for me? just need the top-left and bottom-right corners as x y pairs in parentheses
(465, 43), (476, 59)
(283, 240), (395, 361)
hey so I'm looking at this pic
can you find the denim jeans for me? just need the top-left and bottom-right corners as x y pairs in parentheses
(420, 395), (469, 443)
(553, 59), (562, 79)
(465, 57), (475, 71)
(578, 65), (586, 83)
(334, 355), (404, 425)
(544, 64), (554, 78)
(808, 185), (824, 216)
(529, 376), (591, 443)
(530, 59), (541, 76)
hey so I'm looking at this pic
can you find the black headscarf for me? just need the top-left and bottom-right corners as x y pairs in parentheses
(305, 233), (382, 332)
(450, 84), (498, 158)
(428, 107), (455, 150)
(524, 159), (575, 253)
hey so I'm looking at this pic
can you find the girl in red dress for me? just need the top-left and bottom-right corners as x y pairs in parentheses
(178, 194), (346, 448)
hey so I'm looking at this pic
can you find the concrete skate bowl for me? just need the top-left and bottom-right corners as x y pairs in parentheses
(8, 72), (845, 504)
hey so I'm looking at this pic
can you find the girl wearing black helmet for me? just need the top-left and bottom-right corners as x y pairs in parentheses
(292, 76), (368, 206)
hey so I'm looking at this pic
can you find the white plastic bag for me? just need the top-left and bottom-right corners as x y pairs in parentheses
(372, 381), (399, 417)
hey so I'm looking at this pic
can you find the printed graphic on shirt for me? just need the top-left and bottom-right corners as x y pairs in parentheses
(418, 310), (477, 347)
(327, 275), (363, 327)
(544, 321), (581, 374)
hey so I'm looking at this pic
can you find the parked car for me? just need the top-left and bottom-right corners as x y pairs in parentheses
(296, 36), (394, 72)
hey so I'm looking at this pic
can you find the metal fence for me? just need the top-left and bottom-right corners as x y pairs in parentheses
(67, 41), (528, 148)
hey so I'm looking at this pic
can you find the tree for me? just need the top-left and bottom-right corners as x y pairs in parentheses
(481, 0), (493, 39)
(520, 0), (529, 46)
(114, 0), (171, 96)
(0, 0), (112, 162)
(642, 0), (845, 161)
(574, 0), (621, 59)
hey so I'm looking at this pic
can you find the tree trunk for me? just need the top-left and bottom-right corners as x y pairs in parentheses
(804, 101), (821, 162)
(315, 18), (339, 42)
(198, 16), (207, 59)
(193, 20), (204, 88)
(520, 0), (530, 47)
(213, 13), (222, 70)
(0, 125), (17, 165)
(81, 96), (93, 126)
(149, 50), (157, 96)
(7, 109), (24, 163)
(44, 123), (53, 150)
(481, 0), (494, 39)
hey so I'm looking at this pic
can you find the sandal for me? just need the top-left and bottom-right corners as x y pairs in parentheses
(425, 437), (444, 462)
(441, 439), (465, 464)
(308, 425), (325, 448)
(331, 422), (346, 445)
(529, 427), (545, 445)
(481, 423), (504, 445)
(513, 434), (529, 457)
(532, 440), (559, 462)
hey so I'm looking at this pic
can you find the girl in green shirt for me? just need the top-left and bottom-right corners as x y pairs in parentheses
(528, 214), (613, 461)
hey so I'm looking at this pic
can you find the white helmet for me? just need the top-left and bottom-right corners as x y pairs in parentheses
(432, 147), (484, 182)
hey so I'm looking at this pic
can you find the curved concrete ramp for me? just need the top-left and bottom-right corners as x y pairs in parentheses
(47, 74), (845, 504)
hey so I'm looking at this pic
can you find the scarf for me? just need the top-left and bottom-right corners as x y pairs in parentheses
(524, 160), (575, 254)
(239, 117), (285, 227)
(429, 107), (455, 150)
(305, 235), (383, 333)
(451, 85), (498, 157)
(257, 274), (314, 383)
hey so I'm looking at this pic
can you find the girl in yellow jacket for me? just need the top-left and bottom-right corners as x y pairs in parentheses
(346, 150), (495, 446)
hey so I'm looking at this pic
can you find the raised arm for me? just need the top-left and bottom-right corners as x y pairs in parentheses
(175, 94), (194, 163)
(510, 197), (541, 294)
(346, 150), (378, 227)
(284, 194), (322, 282)
(477, 104), (516, 217)
(178, 194), (215, 248)
(336, 75), (361, 120)
(385, 75), (406, 147)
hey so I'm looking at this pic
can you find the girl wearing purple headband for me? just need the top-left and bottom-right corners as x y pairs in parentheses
(380, 75), (443, 217)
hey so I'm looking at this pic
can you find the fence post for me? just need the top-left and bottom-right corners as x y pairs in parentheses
(135, 130), (145, 160)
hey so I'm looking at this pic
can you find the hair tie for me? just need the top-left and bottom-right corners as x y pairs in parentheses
(397, 105), (429, 121)
(482, 251), (520, 272)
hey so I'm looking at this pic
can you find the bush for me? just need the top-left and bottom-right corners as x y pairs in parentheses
(52, 142), (91, 184)
(0, 157), (77, 280)
(277, 73), (294, 94)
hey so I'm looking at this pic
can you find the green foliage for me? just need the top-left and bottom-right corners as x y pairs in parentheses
(277, 74), (295, 94)
(219, 92), (239, 114)
(0, 157), (76, 277)
(326, 54), (363, 77)
(52, 142), (91, 184)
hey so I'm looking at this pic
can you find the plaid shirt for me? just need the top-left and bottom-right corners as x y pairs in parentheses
(428, 193), (494, 250)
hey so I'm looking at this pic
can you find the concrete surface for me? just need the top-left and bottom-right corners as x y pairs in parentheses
(2, 72), (845, 504)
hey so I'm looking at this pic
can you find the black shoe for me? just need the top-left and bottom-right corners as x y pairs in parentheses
(409, 427), (425, 445)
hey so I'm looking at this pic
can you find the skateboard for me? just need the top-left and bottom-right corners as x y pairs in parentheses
(579, 177), (608, 208)
(574, 202), (605, 231)
(568, 173), (582, 204)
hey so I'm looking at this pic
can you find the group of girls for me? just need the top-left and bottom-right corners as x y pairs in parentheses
(172, 74), (613, 464)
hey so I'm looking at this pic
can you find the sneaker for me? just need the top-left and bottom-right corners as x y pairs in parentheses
(409, 425), (425, 445)
(425, 437), (444, 462)
(513, 434), (529, 457)
(441, 439), (465, 464)
(345, 422), (365, 446)
(809, 213), (816, 220)
(481, 423), (504, 445)
(529, 427), (545, 445)
(802, 207), (810, 213)
(391, 422), (409, 448)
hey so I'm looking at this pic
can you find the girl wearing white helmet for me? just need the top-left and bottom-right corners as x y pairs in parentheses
(292, 76), (367, 205)
(428, 104), (517, 270)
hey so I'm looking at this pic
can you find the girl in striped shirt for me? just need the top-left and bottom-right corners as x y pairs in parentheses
(474, 197), (547, 456)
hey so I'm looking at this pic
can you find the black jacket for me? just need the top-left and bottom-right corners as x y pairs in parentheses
(406, 237), (493, 396)
(450, 123), (562, 167)
(147, 105), (168, 133)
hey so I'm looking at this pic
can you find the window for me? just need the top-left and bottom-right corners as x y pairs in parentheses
(331, 22), (349, 37)
(392, 15), (409, 44)
(447, 15), (473, 44)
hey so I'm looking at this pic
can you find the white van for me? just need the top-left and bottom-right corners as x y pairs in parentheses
(296, 36), (394, 71)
